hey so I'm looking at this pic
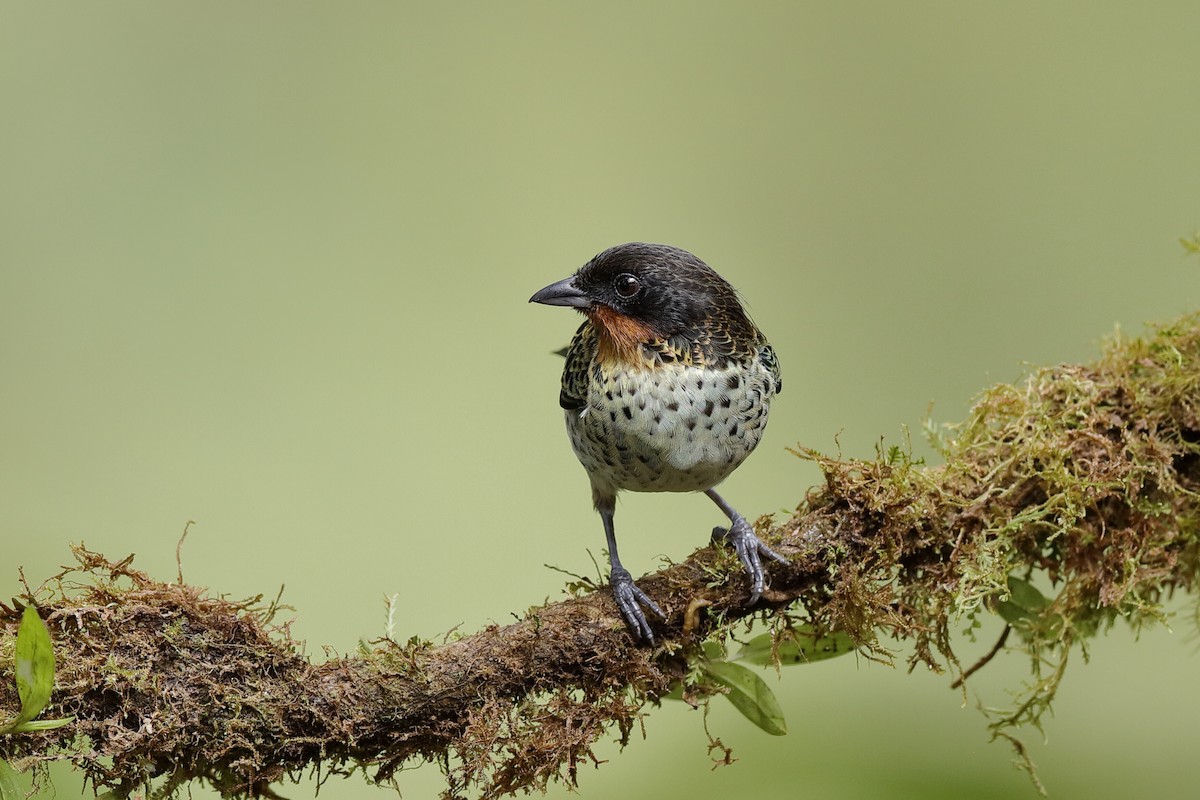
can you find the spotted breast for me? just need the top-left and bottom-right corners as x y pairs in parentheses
(561, 321), (780, 502)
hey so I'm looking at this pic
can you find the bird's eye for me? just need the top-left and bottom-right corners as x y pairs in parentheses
(615, 274), (641, 299)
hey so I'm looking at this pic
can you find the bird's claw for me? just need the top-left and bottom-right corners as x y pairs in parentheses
(609, 566), (666, 643)
(712, 517), (788, 604)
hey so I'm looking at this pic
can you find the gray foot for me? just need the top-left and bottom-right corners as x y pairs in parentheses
(610, 566), (666, 643)
(712, 516), (787, 603)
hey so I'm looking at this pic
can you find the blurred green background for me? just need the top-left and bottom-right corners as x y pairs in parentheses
(3, 2), (1199, 798)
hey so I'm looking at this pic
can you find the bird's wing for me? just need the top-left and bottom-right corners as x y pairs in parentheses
(758, 342), (782, 394)
(559, 321), (596, 411)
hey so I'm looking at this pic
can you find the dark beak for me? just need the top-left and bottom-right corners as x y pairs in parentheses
(529, 275), (591, 309)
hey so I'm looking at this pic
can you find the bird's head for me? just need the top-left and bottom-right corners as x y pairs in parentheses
(529, 243), (753, 349)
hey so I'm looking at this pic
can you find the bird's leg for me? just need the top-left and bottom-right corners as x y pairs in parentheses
(598, 500), (665, 643)
(705, 488), (787, 603)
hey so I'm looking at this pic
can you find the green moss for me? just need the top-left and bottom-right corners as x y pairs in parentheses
(780, 312), (1200, 786)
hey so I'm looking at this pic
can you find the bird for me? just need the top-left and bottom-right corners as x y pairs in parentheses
(529, 242), (785, 643)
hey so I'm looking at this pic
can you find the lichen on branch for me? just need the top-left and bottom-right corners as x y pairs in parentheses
(2, 312), (1199, 799)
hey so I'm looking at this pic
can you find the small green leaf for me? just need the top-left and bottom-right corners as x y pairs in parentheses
(1006, 576), (1050, 612)
(995, 600), (1029, 624)
(0, 759), (20, 800)
(734, 630), (856, 666)
(701, 661), (788, 736)
(995, 577), (1053, 627)
(10, 716), (74, 733)
(14, 606), (56, 726)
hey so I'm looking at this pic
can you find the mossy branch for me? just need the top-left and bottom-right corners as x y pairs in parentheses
(2, 312), (1200, 799)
